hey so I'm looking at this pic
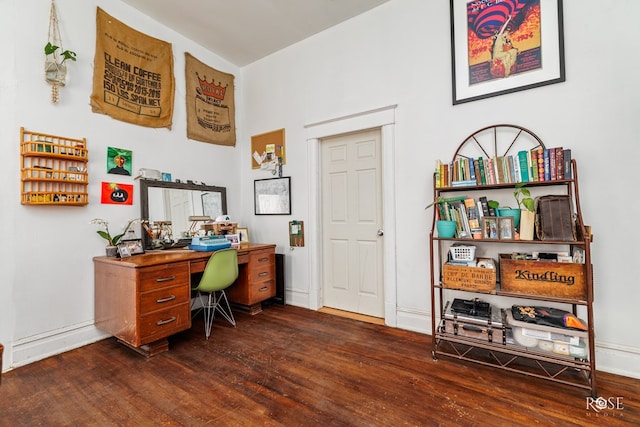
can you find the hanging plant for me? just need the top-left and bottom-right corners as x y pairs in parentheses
(45, 0), (76, 103)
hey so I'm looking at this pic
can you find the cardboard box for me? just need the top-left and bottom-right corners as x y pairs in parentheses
(499, 254), (586, 299)
(442, 263), (496, 294)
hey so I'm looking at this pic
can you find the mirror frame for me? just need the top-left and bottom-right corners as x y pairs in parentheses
(140, 179), (227, 249)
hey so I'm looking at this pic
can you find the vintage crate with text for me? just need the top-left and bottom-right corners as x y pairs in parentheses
(441, 301), (506, 344)
(442, 263), (496, 294)
(499, 254), (586, 299)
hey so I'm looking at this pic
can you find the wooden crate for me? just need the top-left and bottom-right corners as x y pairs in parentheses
(442, 264), (496, 294)
(499, 254), (586, 299)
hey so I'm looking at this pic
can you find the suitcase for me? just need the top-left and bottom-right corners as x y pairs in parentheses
(441, 301), (506, 344)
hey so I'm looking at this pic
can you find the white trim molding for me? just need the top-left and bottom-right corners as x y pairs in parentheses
(305, 105), (398, 326)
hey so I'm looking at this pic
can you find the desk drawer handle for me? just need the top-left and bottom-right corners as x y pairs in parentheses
(156, 295), (176, 303)
(156, 275), (176, 283)
(258, 257), (269, 262)
(259, 286), (269, 292)
(156, 316), (176, 326)
(258, 272), (269, 277)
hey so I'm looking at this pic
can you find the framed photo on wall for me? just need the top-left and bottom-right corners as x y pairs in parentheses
(254, 177), (291, 215)
(450, 0), (565, 104)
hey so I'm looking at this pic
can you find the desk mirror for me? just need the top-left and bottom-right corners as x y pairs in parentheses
(140, 179), (227, 249)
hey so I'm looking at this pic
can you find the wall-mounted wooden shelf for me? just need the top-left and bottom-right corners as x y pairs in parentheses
(20, 127), (88, 206)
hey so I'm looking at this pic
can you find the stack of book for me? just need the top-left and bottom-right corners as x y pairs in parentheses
(434, 147), (571, 188)
(437, 196), (494, 239)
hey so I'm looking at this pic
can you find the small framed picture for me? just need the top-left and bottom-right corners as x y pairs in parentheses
(498, 217), (515, 240)
(117, 244), (131, 258)
(121, 238), (145, 255)
(237, 227), (250, 244)
(225, 233), (240, 247)
(482, 217), (498, 239)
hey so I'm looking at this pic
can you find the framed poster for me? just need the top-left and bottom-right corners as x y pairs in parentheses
(254, 177), (291, 215)
(450, 0), (565, 104)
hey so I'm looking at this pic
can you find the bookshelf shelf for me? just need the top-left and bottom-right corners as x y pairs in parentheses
(429, 124), (596, 397)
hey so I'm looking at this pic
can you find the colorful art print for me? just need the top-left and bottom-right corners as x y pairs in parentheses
(100, 182), (134, 205)
(107, 147), (132, 176)
(450, 0), (565, 104)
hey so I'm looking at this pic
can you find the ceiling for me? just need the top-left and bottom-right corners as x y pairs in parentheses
(120, 0), (390, 67)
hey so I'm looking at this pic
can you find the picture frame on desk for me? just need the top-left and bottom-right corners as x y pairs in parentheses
(498, 217), (514, 240)
(482, 217), (498, 239)
(225, 233), (240, 247)
(450, 0), (565, 104)
(120, 238), (145, 255)
(237, 227), (250, 244)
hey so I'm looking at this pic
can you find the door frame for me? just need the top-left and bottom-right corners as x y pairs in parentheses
(305, 105), (397, 326)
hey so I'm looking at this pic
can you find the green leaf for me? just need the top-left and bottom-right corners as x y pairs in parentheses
(522, 198), (535, 212)
(60, 50), (77, 62)
(44, 42), (59, 56)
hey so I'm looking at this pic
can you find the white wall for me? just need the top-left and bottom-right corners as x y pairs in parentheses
(0, 0), (243, 369)
(241, 0), (640, 378)
(1, 0), (638, 380)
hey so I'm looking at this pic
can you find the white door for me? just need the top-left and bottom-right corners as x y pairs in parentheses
(321, 129), (384, 317)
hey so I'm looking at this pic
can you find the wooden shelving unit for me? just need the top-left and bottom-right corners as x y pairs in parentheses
(429, 124), (596, 397)
(20, 127), (88, 206)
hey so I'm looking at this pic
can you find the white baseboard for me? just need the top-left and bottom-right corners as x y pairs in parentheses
(594, 341), (640, 379)
(8, 321), (109, 371)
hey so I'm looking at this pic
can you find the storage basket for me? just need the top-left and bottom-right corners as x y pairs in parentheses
(449, 245), (476, 261)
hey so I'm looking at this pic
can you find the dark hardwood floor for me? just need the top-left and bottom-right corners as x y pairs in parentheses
(1, 305), (637, 426)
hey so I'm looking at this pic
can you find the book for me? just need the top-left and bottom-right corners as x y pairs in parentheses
(543, 149), (551, 181)
(495, 156), (505, 184)
(478, 196), (490, 217)
(507, 156), (520, 182)
(478, 157), (487, 185)
(473, 158), (481, 185)
(530, 148), (539, 182)
(549, 148), (556, 180)
(555, 147), (564, 180)
(535, 148), (545, 181)
(487, 158), (496, 185)
(518, 150), (529, 182)
(563, 149), (572, 179)
(464, 197), (481, 231)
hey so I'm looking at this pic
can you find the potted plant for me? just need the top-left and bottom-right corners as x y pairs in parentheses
(45, 42), (76, 86)
(425, 197), (458, 239)
(91, 218), (140, 256)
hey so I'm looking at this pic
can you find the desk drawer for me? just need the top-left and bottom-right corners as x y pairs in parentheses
(139, 262), (190, 292)
(139, 284), (190, 315)
(251, 279), (276, 300)
(249, 251), (274, 282)
(139, 303), (190, 345)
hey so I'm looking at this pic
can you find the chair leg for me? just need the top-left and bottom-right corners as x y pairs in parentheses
(203, 292), (215, 339)
(193, 290), (235, 339)
(214, 290), (236, 327)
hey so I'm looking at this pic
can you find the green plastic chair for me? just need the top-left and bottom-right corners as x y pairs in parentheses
(191, 248), (238, 339)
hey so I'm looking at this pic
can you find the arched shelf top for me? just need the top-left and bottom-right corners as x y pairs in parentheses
(451, 124), (546, 163)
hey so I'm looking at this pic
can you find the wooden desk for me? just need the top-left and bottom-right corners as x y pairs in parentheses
(94, 243), (276, 356)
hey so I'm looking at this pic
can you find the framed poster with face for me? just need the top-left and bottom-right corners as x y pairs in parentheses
(450, 0), (565, 104)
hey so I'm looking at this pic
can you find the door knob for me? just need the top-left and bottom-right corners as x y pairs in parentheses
(377, 229), (384, 236)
